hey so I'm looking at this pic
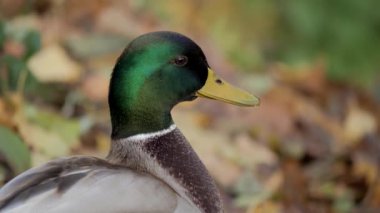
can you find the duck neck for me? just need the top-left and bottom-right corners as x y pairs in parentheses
(107, 126), (222, 213)
(108, 59), (176, 139)
(109, 102), (173, 139)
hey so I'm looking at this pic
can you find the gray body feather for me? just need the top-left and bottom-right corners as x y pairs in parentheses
(0, 127), (221, 213)
(0, 157), (197, 213)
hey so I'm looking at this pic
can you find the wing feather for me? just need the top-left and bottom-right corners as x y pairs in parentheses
(0, 156), (198, 213)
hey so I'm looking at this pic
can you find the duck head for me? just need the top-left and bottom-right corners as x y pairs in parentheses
(109, 31), (259, 139)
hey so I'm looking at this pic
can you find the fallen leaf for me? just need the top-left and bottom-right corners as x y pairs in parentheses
(344, 104), (377, 144)
(234, 134), (277, 169)
(18, 121), (70, 159)
(24, 105), (81, 148)
(27, 44), (82, 83)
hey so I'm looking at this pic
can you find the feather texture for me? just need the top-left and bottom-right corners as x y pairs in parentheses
(0, 157), (198, 213)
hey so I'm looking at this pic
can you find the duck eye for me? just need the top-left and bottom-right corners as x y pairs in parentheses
(172, 55), (188, 67)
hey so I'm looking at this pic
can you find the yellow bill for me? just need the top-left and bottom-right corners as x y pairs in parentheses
(196, 68), (260, 107)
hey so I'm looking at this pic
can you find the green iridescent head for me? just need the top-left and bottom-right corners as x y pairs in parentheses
(109, 31), (259, 139)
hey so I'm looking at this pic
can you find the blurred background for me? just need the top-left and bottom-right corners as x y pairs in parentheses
(0, 0), (379, 212)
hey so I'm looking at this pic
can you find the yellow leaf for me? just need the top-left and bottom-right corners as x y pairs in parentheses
(27, 44), (82, 83)
(344, 105), (377, 144)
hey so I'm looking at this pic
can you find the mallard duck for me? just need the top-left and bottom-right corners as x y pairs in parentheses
(0, 31), (259, 213)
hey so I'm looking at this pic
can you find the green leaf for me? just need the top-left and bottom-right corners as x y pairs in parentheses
(0, 55), (40, 94)
(0, 55), (26, 91)
(0, 126), (31, 174)
(23, 30), (41, 60)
